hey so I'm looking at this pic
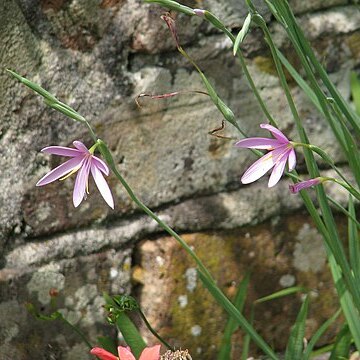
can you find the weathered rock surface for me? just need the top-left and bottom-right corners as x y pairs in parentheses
(0, 249), (131, 360)
(135, 214), (343, 358)
(0, 0), (359, 358)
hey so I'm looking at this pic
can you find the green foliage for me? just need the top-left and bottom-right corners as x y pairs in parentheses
(7, 69), (86, 123)
(25, 302), (93, 349)
(97, 336), (118, 356)
(284, 296), (309, 360)
(329, 325), (352, 360)
(303, 309), (341, 359)
(217, 273), (250, 360)
(115, 312), (147, 359)
(12, 0), (360, 357)
(255, 287), (306, 304)
(103, 293), (146, 358)
(350, 72), (360, 116)
(348, 196), (360, 282)
(198, 270), (279, 360)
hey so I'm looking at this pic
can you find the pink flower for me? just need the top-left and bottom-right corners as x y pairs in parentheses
(90, 345), (161, 360)
(289, 177), (322, 193)
(235, 124), (296, 187)
(36, 141), (114, 209)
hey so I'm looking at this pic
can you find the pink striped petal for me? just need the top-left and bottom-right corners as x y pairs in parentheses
(268, 151), (289, 187)
(118, 347), (136, 360)
(260, 124), (289, 143)
(41, 146), (82, 157)
(90, 347), (118, 360)
(73, 159), (91, 207)
(241, 145), (288, 184)
(92, 155), (110, 175)
(288, 149), (296, 171)
(73, 141), (89, 153)
(36, 156), (84, 186)
(235, 137), (283, 150)
(139, 345), (161, 360)
(91, 163), (114, 209)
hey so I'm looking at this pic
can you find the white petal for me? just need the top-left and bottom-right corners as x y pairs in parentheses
(73, 159), (90, 207)
(91, 163), (114, 209)
(241, 145), (288, 184)
(288, 149), (296, 171)
(268, 151), (288, 187)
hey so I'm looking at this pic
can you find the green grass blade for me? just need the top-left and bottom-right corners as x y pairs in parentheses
(311, 344), (334, 358)
(329, 325), (351, 360)
(326, 97), (360, 188)
(270, 0), (360, 136)
(217, 273), (250, 360)
(241, 307), (254, 360)
(328, 196), (360, 231)
(348, 196), (360, 282)
(276, 50), (322, 114)
(255, 287), (305, 304)
(303, 309), (341, 359)
(328, 252), (360, 352)
(351, 72), (360, 116)
(285, 296), (309, 360)
(198, 270), (279, 360)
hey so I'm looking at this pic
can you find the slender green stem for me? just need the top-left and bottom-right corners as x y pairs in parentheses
(332, 178), (360, 202)
(85, 121), (97, 143)
(138, 309), (175, 351)
(60, 316), (93, 349)
(293, 142), (360, 199)
(97, 140), (215, 284)
(96, 139), (280, 359)
(203, 14), (277, 126)
(327, 196), (360, 231)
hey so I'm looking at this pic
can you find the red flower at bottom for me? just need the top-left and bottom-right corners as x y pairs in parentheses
(90, 345), (161, 360)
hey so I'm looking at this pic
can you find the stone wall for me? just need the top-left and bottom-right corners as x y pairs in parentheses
(0, 0), (359, 359)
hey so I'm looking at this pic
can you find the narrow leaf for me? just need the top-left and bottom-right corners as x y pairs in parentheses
(303, 309), (341, 359)
(255, 287), (305, 304)
(329, 324), (351, 360)
(276, 50), (322, 114)
(328, 196), (360, 231)
(241, 306), (254, 360)
(198, 270), (279, 360)
(217, 273), (250, 360)
(285, 296), (309, 360)
(350, 71), (360, 116)
(115, 312), (146, 359)
(328, 252), (360, 351)
(97, 336), (118, 356)
(348, 196), (360, 282)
